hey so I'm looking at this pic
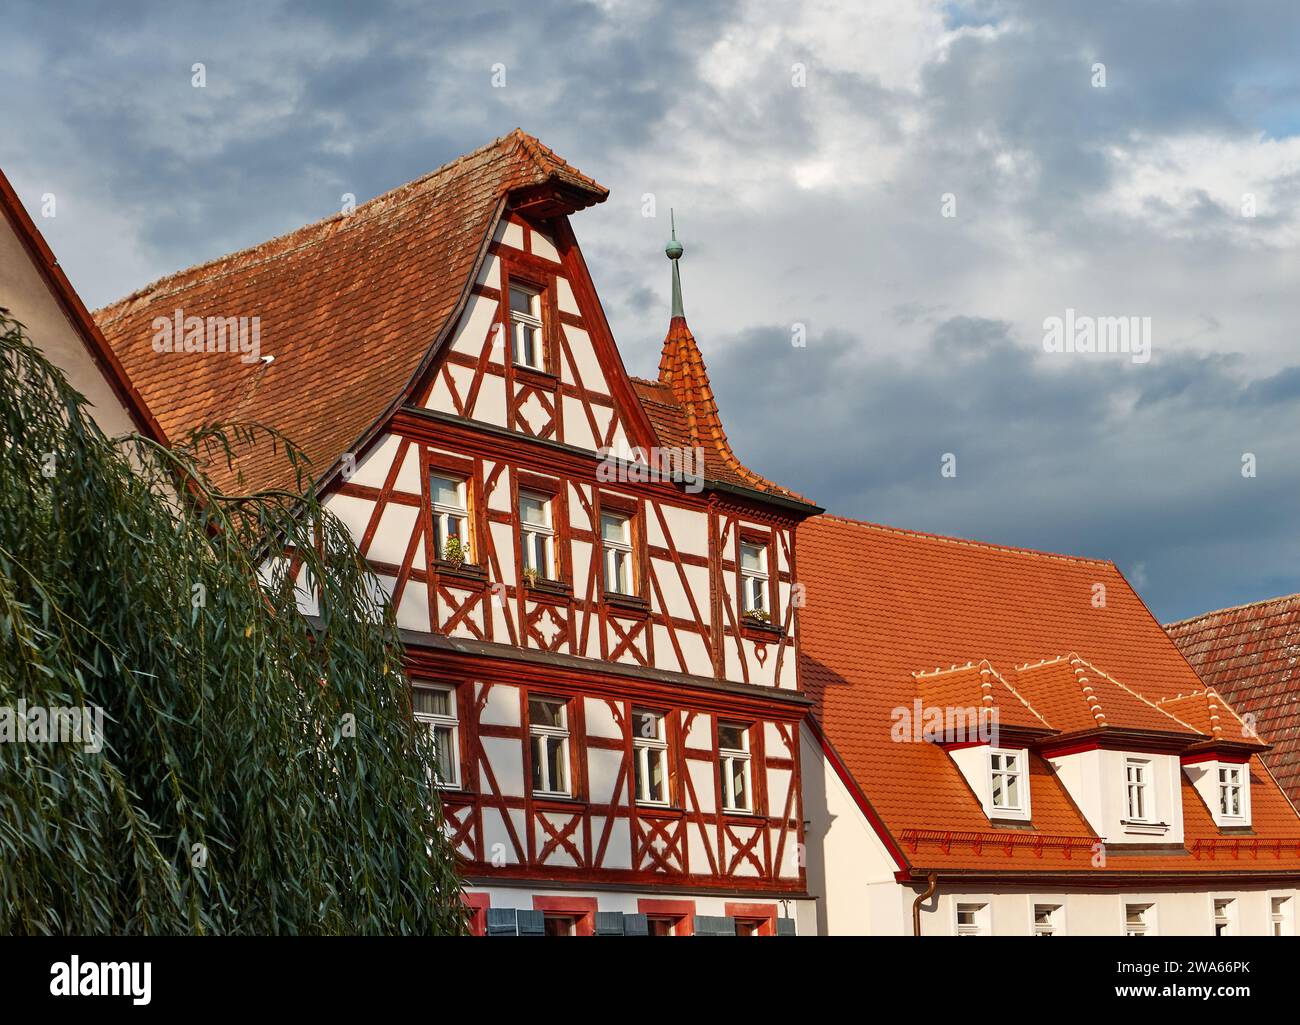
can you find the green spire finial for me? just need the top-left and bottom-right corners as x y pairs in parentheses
(665, 208), (684, 319)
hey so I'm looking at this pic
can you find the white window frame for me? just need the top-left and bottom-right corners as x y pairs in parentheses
(1218, 764), (1245, 820)
(1270, 895), (1294, 936)
(509, 282), (544, 370)
(1124, 758), (1153, 823)
(1213, 897), (1236, 937)
(1125, 902), (1156, 937)
(718, 722), (753, 813)
(740, 541), (769, 616)
(528, 697), (571, 798)
(956, 902), (990, 936)
(430, 473), (470, 563)
(632, 708), (669, 806)
(519, 490), (555, 582)
(989, 748), (1025, 815)
(601, 510), (634, 596)
(413, 683), (460, 789)
(1032, 903), (1061, 937)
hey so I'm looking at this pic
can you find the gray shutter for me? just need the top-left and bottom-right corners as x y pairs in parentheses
(622, 913), (649, 936)
(594, 911), (625, 936)
(485, 908), (518, 936)
(776, 917), (797, 936)
(694, 915), (736, 936)
(515, 909), (546, 936)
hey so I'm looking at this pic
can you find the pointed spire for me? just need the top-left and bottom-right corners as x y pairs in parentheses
(666, 209), (685, 319)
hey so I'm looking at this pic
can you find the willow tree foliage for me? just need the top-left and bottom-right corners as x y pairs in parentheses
(0, 313), (466, 934)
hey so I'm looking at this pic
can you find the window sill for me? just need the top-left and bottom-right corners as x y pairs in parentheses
(435, 560), (486, 583)
(1120, 820), (1170, 836)
(605, 591), (650, 615)
(531, 794), (585, 810)
(741, 618), (783, 641)
(513, 364), (559, 390)
(525, 578), (572, 599)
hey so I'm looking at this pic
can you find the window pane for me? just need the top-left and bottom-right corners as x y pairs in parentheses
(414, 688), (452, 717)
(510, 285), (537, 316)
(729, 759), (748, 808)
(432, 724), (455, 783)
(530, 698), (564, 729)
(601, 512), (628, 542)
(650, 749), (666, 800)
(431, 475), (463, 508)
(546, 737), (568, 793)
(634, 711), (661, 741)
(520, 495), (548, 525)
(718, 724), (746, 751)
(741, 543), (764, 573)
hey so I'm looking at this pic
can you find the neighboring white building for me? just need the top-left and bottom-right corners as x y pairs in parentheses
(797, 515), (1300, 935)
(0, 166), (159, 441)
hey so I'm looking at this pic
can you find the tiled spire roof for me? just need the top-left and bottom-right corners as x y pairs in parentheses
(652, 220), (808, 503)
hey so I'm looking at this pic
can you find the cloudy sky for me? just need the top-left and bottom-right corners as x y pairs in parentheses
(4, 0), (1300, 621)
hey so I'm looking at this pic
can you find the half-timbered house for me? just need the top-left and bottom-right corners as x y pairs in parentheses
(95, 131), (819, 936)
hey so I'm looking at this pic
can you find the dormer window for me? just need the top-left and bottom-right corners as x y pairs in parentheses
(1218, 765), (1244, 819)
(1124, 758), (1152, 822)
(990, 750), (1023, 814)
(510, 283), (544, 370)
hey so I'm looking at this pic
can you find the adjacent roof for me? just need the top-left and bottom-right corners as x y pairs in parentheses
(0, 165), (163, 441)
(94, 129), (607, 493)
(798, 514), (1300, 875)
(1167, 594), (1300, 804)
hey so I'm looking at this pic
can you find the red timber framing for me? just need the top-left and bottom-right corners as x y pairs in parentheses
(351, 407), (806, 686)
(409, 645), (807, 895)
(321, 197), (817, 901)
(725, 901), (779, 936)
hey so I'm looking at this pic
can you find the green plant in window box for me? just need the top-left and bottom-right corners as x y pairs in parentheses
(442, 536), (466, 568)
(522, 566), (539, 588)
(744, 608), (770, 624)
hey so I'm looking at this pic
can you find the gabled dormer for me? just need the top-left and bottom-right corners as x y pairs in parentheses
(912, 660), (1056, 824)
(1016, 654), (1206, 845)
(1156, 688), (1270, 829)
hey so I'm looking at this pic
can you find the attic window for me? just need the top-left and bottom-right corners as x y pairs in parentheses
(1124, 758), (1152, 822)
(510, 283), (544, 370)
(989, 750), (1024, 813)
(1218, 765), (1244, 819)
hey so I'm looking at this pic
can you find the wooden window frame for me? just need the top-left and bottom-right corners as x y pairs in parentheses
(737, 528), (781, 636)
(718, 720), (754, 814)
(422, 450), (482, 575)
(413, 681), (462, 790)
(726, 902), (777, 936)
(638, 898), (695, 936)
(596, 492), (646, 604)
(515, 471), (569, 590)
(632, 707), (671, 807)
(500, 263), (559, 381)
(527, 694), (575, 799)
(532, 895), (597, 936)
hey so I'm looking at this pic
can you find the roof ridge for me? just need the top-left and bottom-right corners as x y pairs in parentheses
(817, 514), (1114, 568)
(1164, 591), (1300, 630)
(1067, 653), (1204, 734)
(94, 128), (583, 323)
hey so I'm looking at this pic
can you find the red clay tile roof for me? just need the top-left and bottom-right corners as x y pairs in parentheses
(913, 660), (1052, 733)
(93, 129), (606, 493)
(1166, 594), (1300, 805)
(1011, 653), (1201, 737)
(799, 514), (1300, 874)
